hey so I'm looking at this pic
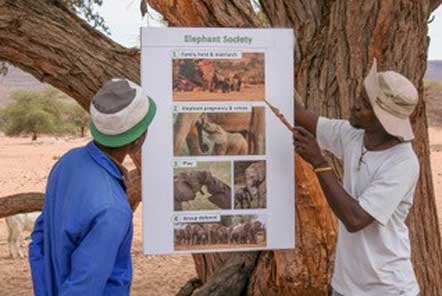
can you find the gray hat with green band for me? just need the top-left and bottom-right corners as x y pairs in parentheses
(90, 79), (156, 148)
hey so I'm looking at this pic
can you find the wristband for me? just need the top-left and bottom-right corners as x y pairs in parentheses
(314, 166), (333, 174)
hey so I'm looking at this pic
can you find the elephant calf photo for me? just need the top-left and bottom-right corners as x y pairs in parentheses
(234, 161), (267, 209)
(199, 117), (248, 155)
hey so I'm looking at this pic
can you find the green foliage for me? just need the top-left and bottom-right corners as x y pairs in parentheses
(65, 104), (90, 137)
(0, 87), (89, 140)
(63, 0), (110, 34)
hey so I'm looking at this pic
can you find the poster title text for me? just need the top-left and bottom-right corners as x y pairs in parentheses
(184, 35), (253, 45)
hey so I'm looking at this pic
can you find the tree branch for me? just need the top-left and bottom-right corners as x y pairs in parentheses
(0, 192), (44, 218)
(0, 0), (140, 110)
(147, 0), (261, 27)
(431, 0), (442, 12)
(0, 169), (141, 218)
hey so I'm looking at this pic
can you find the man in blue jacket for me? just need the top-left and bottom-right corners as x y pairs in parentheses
(29, 79), (156, 295)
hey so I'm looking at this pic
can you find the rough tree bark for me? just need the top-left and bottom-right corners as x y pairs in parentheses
(0, 0), (441, 295)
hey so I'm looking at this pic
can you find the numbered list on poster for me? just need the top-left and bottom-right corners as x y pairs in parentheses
(141, 28), (295, 254)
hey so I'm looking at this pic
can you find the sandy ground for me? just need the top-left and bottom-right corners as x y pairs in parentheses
(0, 136), (196, 296)
(0, 124), (442, 295)
(173, 84), (264, 101)
(429, 126), (442, 225)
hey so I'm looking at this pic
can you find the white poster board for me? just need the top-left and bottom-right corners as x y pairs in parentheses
(141, 28), (295, 255)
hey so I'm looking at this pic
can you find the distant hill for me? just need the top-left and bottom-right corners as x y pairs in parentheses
(425, 60), (442, 81)
(0, 65), (47, 107)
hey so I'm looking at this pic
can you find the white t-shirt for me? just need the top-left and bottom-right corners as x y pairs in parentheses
(316, 117), (420, 296)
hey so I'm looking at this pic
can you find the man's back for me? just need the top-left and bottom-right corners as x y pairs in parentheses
(29, 142), (133, 296)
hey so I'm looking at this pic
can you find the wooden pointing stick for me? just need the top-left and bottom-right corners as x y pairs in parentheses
(264, 99), (295, 132)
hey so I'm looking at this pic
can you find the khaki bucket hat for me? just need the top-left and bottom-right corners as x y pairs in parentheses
(363, 59), (418, 141)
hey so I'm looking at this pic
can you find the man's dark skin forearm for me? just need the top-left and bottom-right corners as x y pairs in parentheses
(294, 101), (374, 232)
(315, 170), (374, 232)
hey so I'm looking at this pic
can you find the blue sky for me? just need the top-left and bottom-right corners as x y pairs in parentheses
(97, 1), (442, 60)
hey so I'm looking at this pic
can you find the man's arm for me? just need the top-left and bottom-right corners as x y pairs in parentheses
(60, 208), (131, 295)
(294, 100), (319, 136)
(29, 212), (47, 296)
(315, 171), (374, 232)
(293, 127), (374, 232)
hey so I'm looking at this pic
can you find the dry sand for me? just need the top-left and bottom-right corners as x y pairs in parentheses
(0, 124), (441, 295)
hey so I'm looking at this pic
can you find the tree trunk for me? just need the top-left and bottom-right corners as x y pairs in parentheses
(0, 0), (441, 294)
(32, 131), (37, 141)
(147, 1), (442, 295)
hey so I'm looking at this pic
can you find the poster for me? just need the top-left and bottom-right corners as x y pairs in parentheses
(141, 28), (295, 254)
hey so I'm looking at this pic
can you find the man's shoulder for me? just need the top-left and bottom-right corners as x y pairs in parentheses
(52, 146), (122, 198)
(56, 145), (89, 167)
(389, 143), (419, 167)
(377, 143), (420, 178)
(318, 117), (363, 143)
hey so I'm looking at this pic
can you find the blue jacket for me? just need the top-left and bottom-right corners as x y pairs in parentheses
(29, 141), (133, 295)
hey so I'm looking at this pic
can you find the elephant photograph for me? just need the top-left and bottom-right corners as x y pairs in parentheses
(172, 52), (264, 101)
(174, 161), (232, 211)
(173, 107), (265, 156)
(174, 215), (266, 251)
(234, 160), (267, 209)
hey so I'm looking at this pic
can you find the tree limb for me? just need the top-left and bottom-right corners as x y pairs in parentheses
(0, 0), (140, 110)
(431, 0), (442, 12)
(147, 0), (261, 27)
(0, 169), (141, 218)
(0, 192), (44, 218)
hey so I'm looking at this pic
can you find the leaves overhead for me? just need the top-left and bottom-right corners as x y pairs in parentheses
(63, 0), (110, 34)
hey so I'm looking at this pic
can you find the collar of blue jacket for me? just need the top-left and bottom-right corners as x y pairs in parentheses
(86, 141), (126, 187)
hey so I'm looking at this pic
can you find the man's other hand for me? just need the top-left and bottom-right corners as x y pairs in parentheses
(293, 127), (326, 168)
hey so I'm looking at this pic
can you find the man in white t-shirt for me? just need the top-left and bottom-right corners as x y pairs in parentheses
(293, 59), (420, 296)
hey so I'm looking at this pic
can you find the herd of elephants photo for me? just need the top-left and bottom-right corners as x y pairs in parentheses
(172, 52), (268, 251)
(174, 215), (267, 250)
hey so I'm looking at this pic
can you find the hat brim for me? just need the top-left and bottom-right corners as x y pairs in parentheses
(90, 97), (157, 148)
(364, 59), (414, 142)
